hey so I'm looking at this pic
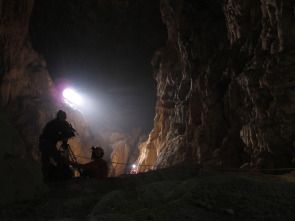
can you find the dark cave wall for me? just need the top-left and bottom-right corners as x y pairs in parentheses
(0, 0), (105, 165)
(0, 0), (47, 205)
(138, 0), (295, 170)
(0, 0), (54, 160)
(0, 0), (34, 77)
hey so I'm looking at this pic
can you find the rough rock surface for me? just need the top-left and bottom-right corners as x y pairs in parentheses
(0, 0), (47, 206)
(1, 167), (295, 220)
(138, 0), (295, 171)
(101, 128), (145, 176)
(0, 104), (47, 206)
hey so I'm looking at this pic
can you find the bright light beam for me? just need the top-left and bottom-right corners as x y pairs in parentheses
(63, 88), (83, 105)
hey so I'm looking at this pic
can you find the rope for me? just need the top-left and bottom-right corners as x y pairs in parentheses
(73, 154), (295, 172)
(209, 165), (295, 171)
(73, 154), (153, 167)
(74, 155), (90, 160)
(107, 162), (153, 167)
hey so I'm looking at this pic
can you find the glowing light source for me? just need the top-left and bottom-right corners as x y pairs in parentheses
(63, 88), (83, 105)
(130, 164), (137, 174)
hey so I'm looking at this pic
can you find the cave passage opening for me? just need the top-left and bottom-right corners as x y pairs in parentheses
(29, 0), (167, 134)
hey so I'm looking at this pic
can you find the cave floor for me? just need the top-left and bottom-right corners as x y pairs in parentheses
(1, 166), (295, 221)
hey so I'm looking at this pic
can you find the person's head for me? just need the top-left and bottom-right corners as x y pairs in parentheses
(91, 146), (104, 160)
(57, 110), (67, 121)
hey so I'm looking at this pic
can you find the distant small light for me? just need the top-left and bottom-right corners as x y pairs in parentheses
(132, 164), (136, 168)
(63, 88), (83, 105)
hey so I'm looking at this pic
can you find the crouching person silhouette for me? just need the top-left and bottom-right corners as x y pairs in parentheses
(70, 147), (108, 179)
(39, 110), (75, 181)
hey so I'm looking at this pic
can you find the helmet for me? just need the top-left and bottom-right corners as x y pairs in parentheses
(92, 146), (104, 158)
(57, 110), (67, 119)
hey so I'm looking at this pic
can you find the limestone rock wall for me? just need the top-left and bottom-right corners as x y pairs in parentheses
(0, 0), (34, 77)
(0, 0), (47, 205)
(138, 0), (295, 170)
(0, 0), (53, 159)
(0, 102), (47, 205)
(100, 128), (145, 176)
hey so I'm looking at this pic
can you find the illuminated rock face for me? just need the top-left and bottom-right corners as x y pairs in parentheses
(138, 0), (295, 170)
(101, 128), (144, 176)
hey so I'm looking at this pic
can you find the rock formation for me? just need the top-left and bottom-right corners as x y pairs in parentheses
(138, 0), (295, 170)
(0, 105), (48, 205)
(98, 127), (146, 176)
(0, 0), (47, 205)
(1, 0), (295, 206)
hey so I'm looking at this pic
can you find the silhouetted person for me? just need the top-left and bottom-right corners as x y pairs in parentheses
(39, 110), (76, 181)
(70, 146), (108, 179)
